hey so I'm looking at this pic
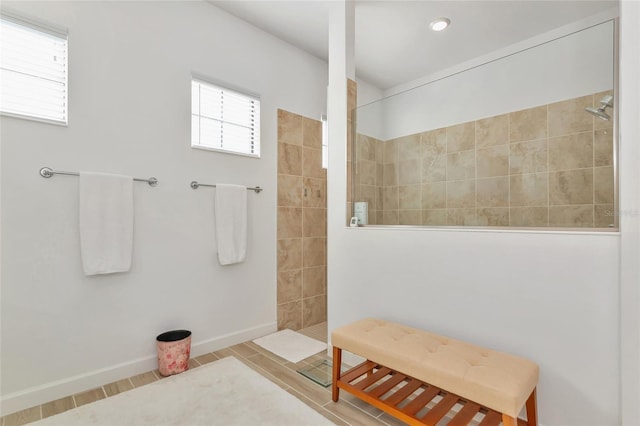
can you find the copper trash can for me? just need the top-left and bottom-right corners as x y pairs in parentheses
(156, 330), (191, 376)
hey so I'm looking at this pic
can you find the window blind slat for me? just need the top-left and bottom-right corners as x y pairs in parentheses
(2, 56), (67, 76)
(0, 17), (68, 124)
(191, 79), (260, 157)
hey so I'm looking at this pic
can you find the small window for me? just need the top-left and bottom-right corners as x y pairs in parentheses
(0, 15), (68, 125)
(191, 78), (260, 158)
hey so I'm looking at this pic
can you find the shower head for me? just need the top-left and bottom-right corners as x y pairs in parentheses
(585, 106), (610, 120)
(585, 94), (613, 121)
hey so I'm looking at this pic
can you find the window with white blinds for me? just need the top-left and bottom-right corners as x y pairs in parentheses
(191, 78), (260, 157)
(0, 15), (68, 125)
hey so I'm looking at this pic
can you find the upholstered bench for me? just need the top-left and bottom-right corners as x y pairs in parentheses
(331, 318), (538, 426)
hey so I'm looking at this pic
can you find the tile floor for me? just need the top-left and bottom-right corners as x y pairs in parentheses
(1, 323), (407, 426)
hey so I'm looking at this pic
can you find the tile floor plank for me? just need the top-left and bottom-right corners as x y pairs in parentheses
(284, 359), (313, 371)
(324, 400), (390, 426)
(73, 387), (106, 407)
(194, 352), (218, 365)
(130, 371), (158, 387)
(41, 396), (74, 419)
(2, 407), (41, 426)
(378, 412), (411, 426)
(339, 392), (385, 417)
(286, 388), (350, 426)
(306, 352), (332, 364)
(246, 353), (332, 406)
(229, 342), (259, 358)
(243, 341), (291, 365)
(212, 348), (236, 360)
(103, 378), (134, 397)
(231, 354), (290, 390)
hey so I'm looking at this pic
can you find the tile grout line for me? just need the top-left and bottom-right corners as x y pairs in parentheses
(290, 387), (353, 426)
(244, 343), (290, 366)
(323, 397), (385, 425)
(240, 352), (294, 390)
(100, 385), (109, 401)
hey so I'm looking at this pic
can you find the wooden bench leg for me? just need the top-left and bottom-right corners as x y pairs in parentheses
(332, 346), (342, 402)
(502, 414), (518, 426)
(526, 387), (538, 426)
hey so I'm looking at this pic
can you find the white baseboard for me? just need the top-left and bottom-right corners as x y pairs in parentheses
(189, 322), (277, 358)
(1, 322), (277, 416)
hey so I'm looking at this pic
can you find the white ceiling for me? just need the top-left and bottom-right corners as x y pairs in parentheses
(211, 1), (618, 90)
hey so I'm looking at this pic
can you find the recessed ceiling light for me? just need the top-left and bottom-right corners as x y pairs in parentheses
(429, 18), (451, 32)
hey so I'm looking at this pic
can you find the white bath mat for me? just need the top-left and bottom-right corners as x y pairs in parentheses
(31, 356), (333, 426)
(253, 329), (327, 363)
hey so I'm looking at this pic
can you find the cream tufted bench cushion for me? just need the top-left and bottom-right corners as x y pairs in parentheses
(332, 318), (539, 421)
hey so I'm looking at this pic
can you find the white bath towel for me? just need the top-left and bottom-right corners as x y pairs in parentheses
(215, 184), (247, 265)
(79, 172), (134, 275)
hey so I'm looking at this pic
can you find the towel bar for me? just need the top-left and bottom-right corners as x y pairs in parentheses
(190, 181), (262, 193)
(40, 167), (158, 187)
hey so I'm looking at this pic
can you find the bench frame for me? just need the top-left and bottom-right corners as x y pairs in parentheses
(332, 347), (538, 426)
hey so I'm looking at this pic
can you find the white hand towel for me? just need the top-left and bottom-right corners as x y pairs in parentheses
(214, 184), (247, 265)
(79, 172), (134, 275)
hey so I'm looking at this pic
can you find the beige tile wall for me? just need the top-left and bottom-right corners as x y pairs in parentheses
(353, 133), (383, 224)
(347, 79), (357, 224)
(277, 109), (326, 330)
(353, 90), (615, 228)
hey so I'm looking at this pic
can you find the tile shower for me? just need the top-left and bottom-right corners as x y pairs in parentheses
(277, 109), (326, 330)
(353, 91), (615, 228)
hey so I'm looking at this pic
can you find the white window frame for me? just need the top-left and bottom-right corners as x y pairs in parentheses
(321, 113), (328, 169)
(0, 12), (68, 126)
(191, 75), (260, 158)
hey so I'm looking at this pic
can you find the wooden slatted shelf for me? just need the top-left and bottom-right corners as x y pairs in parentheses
(421, 393), (459, 423)
(340, 360), (377, 383)
(384, 379), (423, 406)
(336, 360), (509, 426)
(478, 411), (502, 426)
(352, 367), (392, 390)
(368, 372), (407, 398)
(401, 386), (440, 416)
(448, 402), (481, 426)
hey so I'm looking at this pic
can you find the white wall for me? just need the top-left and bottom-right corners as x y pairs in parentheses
(352, 77), (384, 139)
(354, 77), (383, 107)
(376, 19), (615, 141)
(0, 0), (327, 413)
(619, 1), (640, 423)
(328, 10), (626, 426)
